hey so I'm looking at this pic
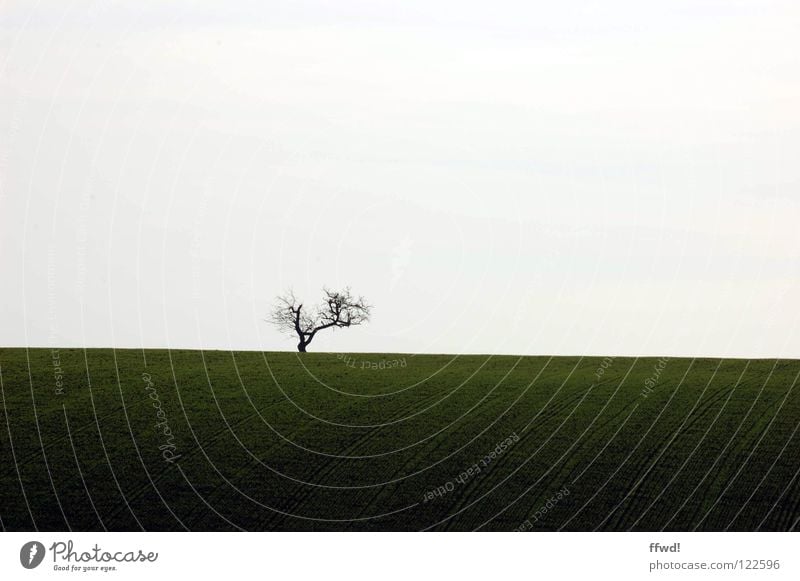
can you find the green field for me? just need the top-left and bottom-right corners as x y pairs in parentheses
(1, 348), (798, 531)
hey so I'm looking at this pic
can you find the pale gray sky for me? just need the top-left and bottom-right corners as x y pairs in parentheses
(1, 0), (799, 357)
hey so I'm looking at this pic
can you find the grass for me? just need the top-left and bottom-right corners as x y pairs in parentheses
(1, 348), (798, 531)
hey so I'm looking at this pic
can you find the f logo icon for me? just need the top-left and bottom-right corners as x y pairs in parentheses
(20, 541), (45, 569)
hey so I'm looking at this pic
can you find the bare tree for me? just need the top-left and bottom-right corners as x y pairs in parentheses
(269, 287), (371, 352)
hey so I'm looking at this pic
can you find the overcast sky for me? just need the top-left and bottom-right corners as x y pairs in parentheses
(1, 0), (799, 357)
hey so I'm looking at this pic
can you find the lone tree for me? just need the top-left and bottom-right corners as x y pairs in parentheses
(269, 287), (371, 352)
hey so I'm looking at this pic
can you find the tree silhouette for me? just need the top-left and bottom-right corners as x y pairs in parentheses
(269, 287), (371, 352)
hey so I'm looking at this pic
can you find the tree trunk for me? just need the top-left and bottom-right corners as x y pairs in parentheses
(297, 341), (307, 352)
